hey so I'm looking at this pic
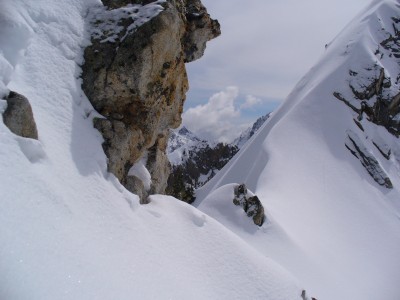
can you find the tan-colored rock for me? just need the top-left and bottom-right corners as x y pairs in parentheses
(82, 0), (220, 201)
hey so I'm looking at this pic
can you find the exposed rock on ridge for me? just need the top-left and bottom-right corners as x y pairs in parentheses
(333, 15), (400, 189)
(233, 183), (265, 227)
(82, 0), (220, 202)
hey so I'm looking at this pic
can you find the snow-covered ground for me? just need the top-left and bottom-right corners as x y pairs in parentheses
(1, 0), (400, 299)
(196, 0), (400, 299)
(0, 0), (302, 299)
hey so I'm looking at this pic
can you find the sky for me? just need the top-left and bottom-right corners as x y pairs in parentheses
(182, 0), (372, 142)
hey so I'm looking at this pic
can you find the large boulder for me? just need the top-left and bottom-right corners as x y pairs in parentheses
(2, 91), (38, 139)
(82, 0), (220, 202)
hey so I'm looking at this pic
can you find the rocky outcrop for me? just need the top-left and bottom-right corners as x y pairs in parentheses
(233, 183), (265, 226)
(2, 91), (38, 139)
(334, 17), (400, 137)
(333, 16), (400, 190)
(345, 130), (393, 189)
(82, 0), (220, 201)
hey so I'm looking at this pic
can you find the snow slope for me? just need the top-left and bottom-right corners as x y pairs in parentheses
(0, 0), (302, 299)
(196, 1), (400, 299)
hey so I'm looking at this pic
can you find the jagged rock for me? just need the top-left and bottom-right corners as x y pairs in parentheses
(2, 91), (38, 139)
(233, 183), (247, 207)
(233, 183), (265, 226)
(334, 16), (400, 137)
(345, 130), (393, 189)
(182, 0), (221, 62)
(82, 0), (220, 201)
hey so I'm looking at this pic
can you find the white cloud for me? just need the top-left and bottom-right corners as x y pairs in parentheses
(183, 86), (249, 142)
(241, 95), (262, 110)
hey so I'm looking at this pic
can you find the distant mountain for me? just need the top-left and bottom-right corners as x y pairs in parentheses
(233, 113), (271, 148)
(166, 114), (270, 202)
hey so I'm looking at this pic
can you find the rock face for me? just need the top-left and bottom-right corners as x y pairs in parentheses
(2, 91), (38, 139)
(233, 183), (265, 226)
(82, 0), (220, 202)
(345, 130), (393, 189)
(332, 16), (400, 136)
(333, 16), (400, 189)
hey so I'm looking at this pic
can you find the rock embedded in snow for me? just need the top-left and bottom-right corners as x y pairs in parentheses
(2, 91), (38, 140)
(345, 130), (393, 189)
(82, 0), (220, 201)
(233, 183), (265, 226)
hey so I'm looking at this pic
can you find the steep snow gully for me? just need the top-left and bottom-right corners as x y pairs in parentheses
(0, 0), (400, 300)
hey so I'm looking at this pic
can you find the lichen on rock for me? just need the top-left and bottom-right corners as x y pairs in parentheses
(82, 0), (220, 202)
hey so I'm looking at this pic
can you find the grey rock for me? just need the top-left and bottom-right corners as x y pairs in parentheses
(246, 196), (264, 227)
(334, 16), (400, 137)
(345, 130), (393, 189)
(233, 183), (265, 227)
(2, 91), (38, 139)
(233, 183), (247, 207)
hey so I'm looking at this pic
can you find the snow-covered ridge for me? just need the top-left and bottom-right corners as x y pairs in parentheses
(232, 113), (271, 148)
(197, 0), (400, 299)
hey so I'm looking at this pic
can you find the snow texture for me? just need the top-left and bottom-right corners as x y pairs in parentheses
(0, 0), (301, 299)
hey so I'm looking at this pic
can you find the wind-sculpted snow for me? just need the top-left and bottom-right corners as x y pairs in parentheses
(197, 1), (400, 299)
(0, 0), (302, 299)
